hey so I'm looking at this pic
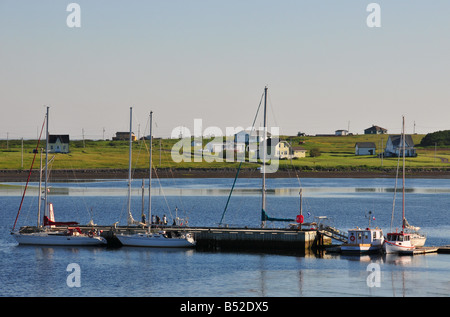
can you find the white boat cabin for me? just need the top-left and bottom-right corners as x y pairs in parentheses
(347, 227), (383, 245)
(386, 232), (411, 243)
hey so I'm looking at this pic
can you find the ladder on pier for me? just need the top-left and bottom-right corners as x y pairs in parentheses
(318, 225), (348, 243)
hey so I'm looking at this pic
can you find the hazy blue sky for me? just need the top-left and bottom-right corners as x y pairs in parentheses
(1, 1), (449, 140)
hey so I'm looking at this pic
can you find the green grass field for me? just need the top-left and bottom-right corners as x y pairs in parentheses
(1, 134), (449, 171)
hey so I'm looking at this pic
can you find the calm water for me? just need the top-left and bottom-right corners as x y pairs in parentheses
(1, 178), (449, 298)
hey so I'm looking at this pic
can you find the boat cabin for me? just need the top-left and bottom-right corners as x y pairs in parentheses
(347, 228), (383, 245)
(386, 232), (411, 242)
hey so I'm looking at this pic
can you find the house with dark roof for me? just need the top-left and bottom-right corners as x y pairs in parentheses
(384, 135), (416, 157)
(113, 132), (137, 141)
(48, 135), (70, 153)
(355, 142), (376, 156)
(364, 125), (387, 135)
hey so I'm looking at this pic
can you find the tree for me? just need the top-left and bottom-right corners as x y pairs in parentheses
(419, 130), (450, 147)
(310, 148), (321, 157)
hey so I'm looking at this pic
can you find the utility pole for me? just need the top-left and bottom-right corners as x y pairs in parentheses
(381, 138), (383, 167)
(82, 128), (85, 148)
(435, 142), (437, 164)
(21, 138), (24, 169)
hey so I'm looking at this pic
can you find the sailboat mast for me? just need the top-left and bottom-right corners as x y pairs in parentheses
(127, 107), (133, 225)
(402, 115), (406, 231)
(44, 106), (49, 225)
(37, 149), (43, 227)
(148, 111), (153, 228)
(261, 86), (268, 228)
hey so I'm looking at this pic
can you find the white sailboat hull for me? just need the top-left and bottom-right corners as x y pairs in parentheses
(117, 233), (196, 248)
(12, 232), (107, 246)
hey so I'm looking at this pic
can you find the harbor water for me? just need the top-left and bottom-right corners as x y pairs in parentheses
(1, 177), (449, 297)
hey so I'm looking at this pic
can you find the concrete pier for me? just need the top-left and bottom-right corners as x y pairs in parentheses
(188, 227), (320, 251)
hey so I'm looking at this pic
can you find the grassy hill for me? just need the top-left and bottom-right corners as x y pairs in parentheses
(1, 134), (449, 172)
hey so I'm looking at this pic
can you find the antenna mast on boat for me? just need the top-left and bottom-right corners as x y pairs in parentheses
(261, 86), (268, 228)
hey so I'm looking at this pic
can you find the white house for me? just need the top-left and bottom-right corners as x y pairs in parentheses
(384, 135), (416, 157)
(205, 140), (245, 154)
(355, 142), (376, 156)
(234, 128), (271, 144)
(48, 135), (70, 153)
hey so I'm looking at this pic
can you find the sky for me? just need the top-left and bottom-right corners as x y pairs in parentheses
(0, 0), (449, 140)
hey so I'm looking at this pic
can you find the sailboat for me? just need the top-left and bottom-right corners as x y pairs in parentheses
(403, 218), (426, 247)
(384, 116), (424, 254)
(220, 86), (300, 229)
(116, 109), (196, 248)
(11, 107), (107, 246)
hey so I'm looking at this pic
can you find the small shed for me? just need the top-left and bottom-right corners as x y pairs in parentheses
(355, 142), (376, 156)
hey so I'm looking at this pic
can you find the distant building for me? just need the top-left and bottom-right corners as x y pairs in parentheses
(335, 130), (349, 136)
(384, 135), (416, 157)
(355, 142), (376, 156)
(291, 146), (307, 158)
(48, 135), (70, 153)
(205, 140), (246, 154)
(364, 125), (387, 135)
(264, 139), (307, 159)
(113, 132), (137, 141)
(234, 129), (271, 144)
(274, 140), (291, 159)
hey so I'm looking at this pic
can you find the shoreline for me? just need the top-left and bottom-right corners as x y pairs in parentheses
(1, 168), (449, 182)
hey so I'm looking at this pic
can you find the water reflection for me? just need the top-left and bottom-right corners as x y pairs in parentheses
(2, 184), (450, 197)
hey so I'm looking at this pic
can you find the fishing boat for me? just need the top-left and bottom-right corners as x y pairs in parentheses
(384, 116), (421, 254)
(340, 211), (384, 254)
(11, 107), (107, 246)
(116, 109), (195, 248)
(341, 227), (384, 254)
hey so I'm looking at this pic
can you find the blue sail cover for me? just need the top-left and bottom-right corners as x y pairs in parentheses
(261, 209), (295, 222)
